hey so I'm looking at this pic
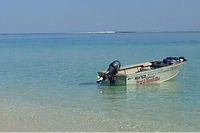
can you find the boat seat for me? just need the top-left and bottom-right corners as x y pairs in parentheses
(118, 67), (141, 75)
(117, 62), (152, 75)
(142, 62), (152, 67)
(125, 68), (138, 74)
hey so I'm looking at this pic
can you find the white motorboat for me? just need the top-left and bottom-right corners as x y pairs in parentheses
(97, 57), (187, 85)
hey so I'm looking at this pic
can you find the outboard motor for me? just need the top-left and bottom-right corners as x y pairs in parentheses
(97, 60), (121, 83)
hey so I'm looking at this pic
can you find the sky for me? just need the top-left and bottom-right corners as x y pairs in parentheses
(0, 0), (200, 33)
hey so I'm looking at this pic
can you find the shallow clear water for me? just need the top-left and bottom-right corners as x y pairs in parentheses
(0, 33), (200, 131)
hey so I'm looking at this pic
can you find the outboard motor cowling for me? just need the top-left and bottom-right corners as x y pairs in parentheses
(106, 60), (121, 76)
(97, 60), (121, 83)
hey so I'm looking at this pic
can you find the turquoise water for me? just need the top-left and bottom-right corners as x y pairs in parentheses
(0, 32), (200, 131)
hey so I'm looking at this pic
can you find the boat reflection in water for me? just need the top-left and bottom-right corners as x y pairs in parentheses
(97, 79), (184, 117)
(98, 79), (183, 98)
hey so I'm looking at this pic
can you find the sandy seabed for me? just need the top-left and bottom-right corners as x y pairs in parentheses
(0, 98), (195, 132)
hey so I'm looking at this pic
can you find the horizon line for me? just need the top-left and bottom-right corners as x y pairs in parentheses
(0, 30), (200, 35)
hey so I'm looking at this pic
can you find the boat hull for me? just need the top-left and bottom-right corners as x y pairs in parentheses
(99, 62), (184, 85)
(127, 62), (183, 85)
